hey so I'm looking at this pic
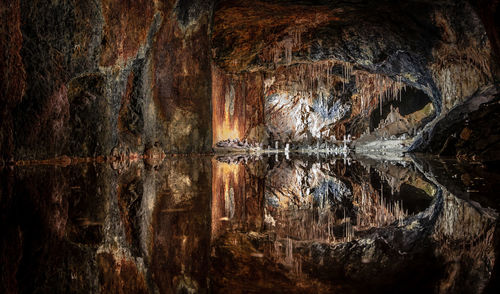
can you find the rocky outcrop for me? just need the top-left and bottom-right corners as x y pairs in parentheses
(211, 0), (498, 154)
(1, 0), (498, 161)
(0, 0), (214, 162)
(1, 152), (498, 293)
(209, 154), (498, 293)
(412, 85), (500, 162)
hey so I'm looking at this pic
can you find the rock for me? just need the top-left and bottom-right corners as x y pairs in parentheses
(460, 127), (472, 140)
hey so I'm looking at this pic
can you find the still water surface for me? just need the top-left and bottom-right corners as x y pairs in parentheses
(1, 154), (498, 293)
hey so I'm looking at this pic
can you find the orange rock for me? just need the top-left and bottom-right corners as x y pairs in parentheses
(100, 0), (155, 66)
(460, 127), (472, 141)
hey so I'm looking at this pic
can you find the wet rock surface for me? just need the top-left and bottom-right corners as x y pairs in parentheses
(1, 0), (498, 162)
(1, 0), (500, 292)
(210, 0), (498, 157)
(1, 0), (214, 161)
(1, 154), (498, 293)
(412, 87), (500, 162)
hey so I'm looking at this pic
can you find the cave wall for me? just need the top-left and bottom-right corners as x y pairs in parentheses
(212, 65), (265, 145)
(413, 86), (500, 162)
(213, 0), (498, 104)
(1, 0), (499, 159)
(0, 0), (25, 162)
(211, 0), (499, 151)
(153, 0), (213, 154)
(0, 0), (214, 161)
(411, 0), (500, 158)
(469, 0), (500, 63)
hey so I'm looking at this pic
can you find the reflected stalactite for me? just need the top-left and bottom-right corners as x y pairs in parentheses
(1, 155), (498, 293)
(210, 156), (430, 288)
(353, 182), (405, 230)
(1, 154), (438, 293)
(263, 158), (414, 242)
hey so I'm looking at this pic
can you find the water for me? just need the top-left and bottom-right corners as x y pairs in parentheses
(1, 154), (498, 293)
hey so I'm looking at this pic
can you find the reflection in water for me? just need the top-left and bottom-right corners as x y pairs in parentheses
(0, 155), (499, 293)
(210, 155), (436, 292)
(262, 158), (411, 244)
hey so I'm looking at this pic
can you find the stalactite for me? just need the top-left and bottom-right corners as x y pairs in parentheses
(265, 56), (408, 142)
(283, 38), (294, 65)
(341, 61), (352, 92)
(262, 27), (305, 66)
(268, 60), (349, 100)
(354, 72), (406, 115)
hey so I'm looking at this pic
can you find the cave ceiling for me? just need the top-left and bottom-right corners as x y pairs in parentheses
(211, 0), (497, 149)
(212, 0), (442, 73)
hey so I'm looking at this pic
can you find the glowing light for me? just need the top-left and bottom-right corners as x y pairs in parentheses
(211, 160), (245, 239)
(212, 65), (246, 145)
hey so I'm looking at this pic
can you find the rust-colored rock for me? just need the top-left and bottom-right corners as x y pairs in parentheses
(213, 0), (338, 72)
(152, 1), (213, 153)
(460, 127), (472, 141)
(212, 65), (265, 144)
(100, 0), (155, 66)
(0, 0), (25, 159)
(97, 253), (148, 294)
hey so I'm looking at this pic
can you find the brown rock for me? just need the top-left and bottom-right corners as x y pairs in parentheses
(460, 127), (472, 141)
(152, 1), (213, 153)
(0, 0), (25, 159)
(97, 253), (148, 294)
(100, 0), (155, 66)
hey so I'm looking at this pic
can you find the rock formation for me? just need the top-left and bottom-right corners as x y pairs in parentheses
(0, 0), (498, 162)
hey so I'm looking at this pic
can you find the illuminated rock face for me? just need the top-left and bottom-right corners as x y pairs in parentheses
(1, 0), (499, 161)
(212, 66), (265, 145)
(210, 0), (499, 158)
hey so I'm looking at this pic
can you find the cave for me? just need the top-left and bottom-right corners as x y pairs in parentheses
(1, 0), (499, 293)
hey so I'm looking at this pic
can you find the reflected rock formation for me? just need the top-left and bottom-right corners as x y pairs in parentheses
(1, 154), (499, 293)
(1, 0), (499, 293)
